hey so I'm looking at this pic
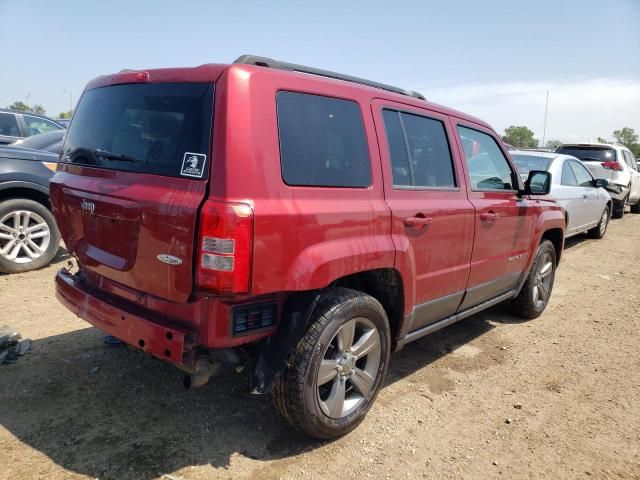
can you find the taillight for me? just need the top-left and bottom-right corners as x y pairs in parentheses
(601, 160), (623, 171)
(197, 201), (253, 294)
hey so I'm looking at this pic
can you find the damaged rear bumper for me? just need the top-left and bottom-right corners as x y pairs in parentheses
(55, 268), (188, 366)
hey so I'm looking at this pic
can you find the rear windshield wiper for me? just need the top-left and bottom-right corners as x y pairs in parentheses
(94, 149), (145, 163)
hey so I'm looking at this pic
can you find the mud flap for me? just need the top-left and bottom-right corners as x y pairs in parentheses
(250, 291), (320, 394)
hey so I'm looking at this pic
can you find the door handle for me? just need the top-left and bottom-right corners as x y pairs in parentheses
(479, 211), (498, 223)
(404, 215), (432, 229)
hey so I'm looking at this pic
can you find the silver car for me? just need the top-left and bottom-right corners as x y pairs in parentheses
(556, 143), (640, 218)
(512, 151), (611, 239)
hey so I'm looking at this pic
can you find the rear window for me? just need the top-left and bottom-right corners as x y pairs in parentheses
(511, 154), (551, 176)
(276, 91), (372, 187)
(62, 82), (213, 178)
(556, 146), (617, 163)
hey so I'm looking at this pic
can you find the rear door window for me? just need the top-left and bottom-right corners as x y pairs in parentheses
(0, 112), (20, 137)
(382, 109), (456, 188)
(276, 91), (371, 187)
(569, 160), (594, 187)
(63, 82), (214, 178)
(457, 126), (515, 190)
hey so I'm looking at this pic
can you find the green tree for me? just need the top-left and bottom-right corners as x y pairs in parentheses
(596, 137), (610, 144)
(502, 125), (539, 148)
(31, 104), (46, 115)
(8, 101), (30, 112)
(57, 110), (74, 119)
(545, 139), (562, 149)
(612, 127), (638, 149)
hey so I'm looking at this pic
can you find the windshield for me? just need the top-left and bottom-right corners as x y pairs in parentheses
(62, 82), (213, 178)
(556, 146), (617, 163)
(511, 154), (551, 176)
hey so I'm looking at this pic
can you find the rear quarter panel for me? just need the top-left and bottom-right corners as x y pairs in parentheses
(210, 66), (395, 296)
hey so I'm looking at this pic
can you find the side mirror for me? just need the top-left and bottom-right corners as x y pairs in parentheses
(594, 178), (609, 189)
(524, 170), (551, 195)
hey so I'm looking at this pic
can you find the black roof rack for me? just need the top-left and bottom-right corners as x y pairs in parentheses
(233, 55), (426, 101)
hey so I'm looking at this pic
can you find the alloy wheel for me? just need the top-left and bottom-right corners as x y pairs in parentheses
(532, 252), (554, 309)
(0, 210), (51, 264)
(599, 208), (609, 236)
(316, 317), (382, 419)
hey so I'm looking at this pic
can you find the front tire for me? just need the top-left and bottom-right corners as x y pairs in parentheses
(630, 200), (640, 214)
(588, 204), (610, 239)
(273, 288), (391, 439)
(0, 198), (60, 273)
(509, 240), (557, 319)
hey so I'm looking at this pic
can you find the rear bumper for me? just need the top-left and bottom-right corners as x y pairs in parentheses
(55, 268), (188, 365)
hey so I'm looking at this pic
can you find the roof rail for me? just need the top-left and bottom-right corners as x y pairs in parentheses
(233, 55), (426, 101)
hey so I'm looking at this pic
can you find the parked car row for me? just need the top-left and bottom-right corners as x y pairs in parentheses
(1, 56), (638, 440)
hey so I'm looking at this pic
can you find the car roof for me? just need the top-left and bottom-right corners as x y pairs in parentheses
(560, 142), (627, 151)
(85, 59), (493, 131)
(512, 150), (559, 159)
(0, 108), (65, 126)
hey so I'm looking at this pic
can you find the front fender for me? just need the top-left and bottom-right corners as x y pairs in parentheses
(526, 202), (565, 271)
(284, 234), (396, 291)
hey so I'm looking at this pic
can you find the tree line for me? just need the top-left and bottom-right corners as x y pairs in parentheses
(4, 101), (73, 119)
(502, 125), (640, 156)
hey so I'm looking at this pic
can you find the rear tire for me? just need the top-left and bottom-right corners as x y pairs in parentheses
(588, 204), (610, 239)
(273, 288), (390, 439)
(612, 196), (627, 219)
(509, 240), (556, 319)
(0, 198), (60, 274)
(630, 201), (640, 214)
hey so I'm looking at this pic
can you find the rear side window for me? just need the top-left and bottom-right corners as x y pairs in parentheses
(0, 113), (20, 137)
(276, 91), (371, 187)
(561, 161), (578, 186)
(382, 109), (456, 188)
(457, 126), (514, 190)
(623, 151), (637, 171)
(63, 82), (214, 178)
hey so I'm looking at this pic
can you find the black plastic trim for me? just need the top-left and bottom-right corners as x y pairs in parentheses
(234, 55), (426, 101)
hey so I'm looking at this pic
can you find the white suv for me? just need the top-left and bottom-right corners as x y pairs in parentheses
(556, 143), (640, 218)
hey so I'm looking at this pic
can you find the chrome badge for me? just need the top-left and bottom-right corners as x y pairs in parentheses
(157, 254), (183, 266)
(80, 199), (96, 214)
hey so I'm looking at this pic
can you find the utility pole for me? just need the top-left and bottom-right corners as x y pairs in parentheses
(541, 91), (549, 149)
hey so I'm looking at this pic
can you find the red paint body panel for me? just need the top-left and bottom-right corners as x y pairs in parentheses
(50, 61), (565, 361)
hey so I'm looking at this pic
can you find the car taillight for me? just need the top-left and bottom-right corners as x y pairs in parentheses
(601, 160), (623, 171)
(197, 200), (253, 295)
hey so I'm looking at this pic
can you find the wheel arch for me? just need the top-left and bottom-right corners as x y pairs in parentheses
(0, 183), (51, 209)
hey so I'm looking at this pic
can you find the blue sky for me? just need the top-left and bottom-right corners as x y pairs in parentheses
(1, 0), (639, 142)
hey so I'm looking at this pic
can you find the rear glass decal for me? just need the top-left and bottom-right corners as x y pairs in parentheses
(180, 152), (207, 178)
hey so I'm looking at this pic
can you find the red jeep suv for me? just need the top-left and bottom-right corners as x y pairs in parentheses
(50, 55), (565, 439)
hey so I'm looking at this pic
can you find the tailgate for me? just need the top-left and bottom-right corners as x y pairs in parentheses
(50, 81), (214, 303)
(581, 160), (613, 183)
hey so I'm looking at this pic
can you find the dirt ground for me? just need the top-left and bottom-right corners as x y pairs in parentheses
(1, 213), (639, 480)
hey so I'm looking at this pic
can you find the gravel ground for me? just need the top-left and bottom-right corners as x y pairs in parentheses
(1, 212), (639, 480)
